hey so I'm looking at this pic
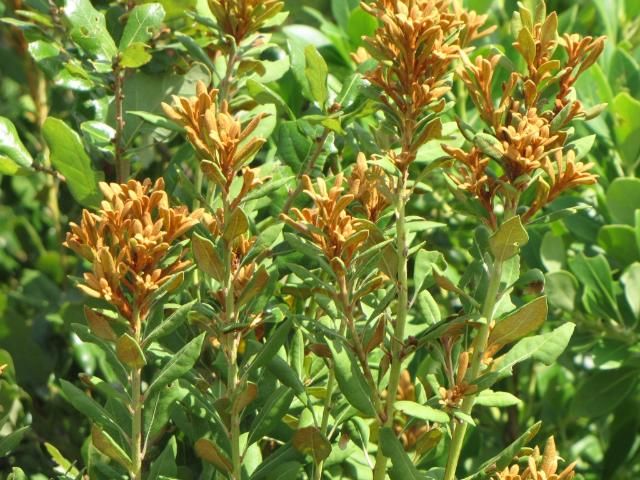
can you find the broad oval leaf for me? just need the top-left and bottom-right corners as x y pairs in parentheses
(42, 117), (101, 207)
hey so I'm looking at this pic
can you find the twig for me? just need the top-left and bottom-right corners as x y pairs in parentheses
(113, 56), (129, 182)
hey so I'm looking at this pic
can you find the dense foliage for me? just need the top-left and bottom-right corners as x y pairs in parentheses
(0, 0), (639, 479)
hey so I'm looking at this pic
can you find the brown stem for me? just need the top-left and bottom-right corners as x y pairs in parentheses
(113, 57), (129, 182)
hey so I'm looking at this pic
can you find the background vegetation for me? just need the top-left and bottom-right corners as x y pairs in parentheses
(0, 0), (639, 478)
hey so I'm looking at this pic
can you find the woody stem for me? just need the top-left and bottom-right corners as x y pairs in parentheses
(443, 257), (503, 480)
(113, 57), (128, 183)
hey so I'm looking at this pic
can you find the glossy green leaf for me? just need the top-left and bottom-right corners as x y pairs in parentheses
(120, 42), (152, 68)
(0, 117), (33, 175)
(0, 426), (28, 457)
(248, 386), (295, 445)
(42, 117), (101, 207)
(145, 332), (205, 399)
(394, 401), (449, 423)
(60, 380), (124, 435)
(148, 436), (178, 480)
(64, 0), (117, 60)
(304, 45), (329, 107)
(145, 300), (197, 344)
(379, 427), (426, 480)
(327, 338), (376, 417)
(119, 3), (165, 51)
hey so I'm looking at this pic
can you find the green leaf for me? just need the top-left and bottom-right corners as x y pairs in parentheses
(379, 427), (427, 480)
(606, 178), (640, 226)
(128, 110), (184, 132)
(267, 356), (305, 395)
(145, 300), (197, 344)
(622, 263), (640, 320)
(119, 3), (165, 51)
(540, 232), (565, 272)
(598, 225), (640, 266)
(0, 117), (33, 174)
(346, 6), (377, 47)
(394, 401), (449, 423)
(545, 271), (577, 311)
(248, 386), (295, 445)
(474, 390), (522, 407)
(42, 117), (101, 207)
(120, 42), (152, 68)
(0, 426), (28, 457)
(145, 385), (188, 441)
(292, 426), (331, 462)
(246, 319), (292, 374)
(490, 216), (529, 261)
(115, 333), (146, 369)
(304, 45), (329, 108)
(327, 338), (376, 417)
(60, 380), (124, 435)
(146, 332), (205, 399)
(568, 253), (620, 321)
(564, 134), (595, 161)
(476, 323), (574, 390)
(470, 422), (541, 477)
(81, 121), (116, 146)
(148, 436), (178, 480)
(276, 121), (313, 171)
(488, 297), (548, 348)
(571, 368), (638, 418)
(247, 79), (295, 119)
(44, 442), (81, 477)
(611, 92), (640, 167)
(91, 425), (133, 471)
(64, 0), (117, 60)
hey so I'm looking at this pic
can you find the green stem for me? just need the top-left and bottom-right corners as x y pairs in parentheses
(130, 310), (143, 480)
(338, 275), (385, 417)
(373, 169), (409, 480)
(314, 366), (336, 480)
(222, 195), (242, 480)
(442, 259), (503, 480)
(228, 356), (241, 480)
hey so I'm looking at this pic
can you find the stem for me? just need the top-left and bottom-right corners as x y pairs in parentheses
(130, 309), (143, 480)
(443, 258), (504, 480)
(373, 168), (409, 480)
(314, 362), (337, 480)
(282, 128), (331, 214)
(228, 355), (241, 480)
(113, 57), (129, 183)
(338, 275), (385, 417)
(222, 194), (242, 480)
(219, 46), (239, 104)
